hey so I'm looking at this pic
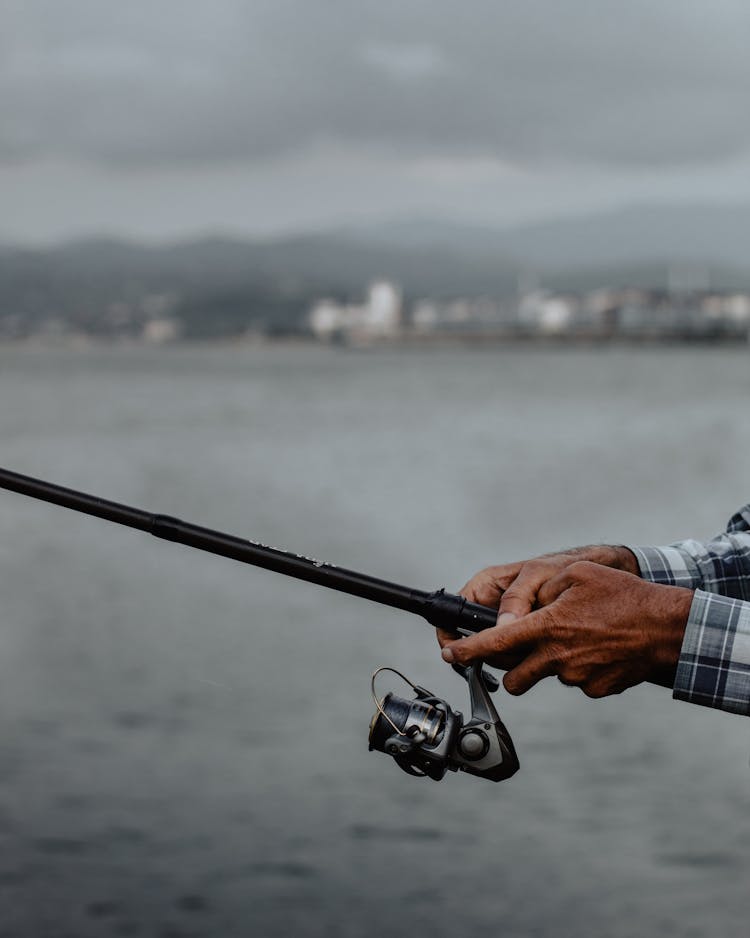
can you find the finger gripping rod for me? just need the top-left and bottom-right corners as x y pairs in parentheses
(0, 467), (498, 634)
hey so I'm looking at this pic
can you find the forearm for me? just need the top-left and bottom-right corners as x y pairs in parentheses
(673, 590), (750, 716)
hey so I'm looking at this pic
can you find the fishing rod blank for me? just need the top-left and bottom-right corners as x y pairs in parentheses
(0, 467), (500, 636)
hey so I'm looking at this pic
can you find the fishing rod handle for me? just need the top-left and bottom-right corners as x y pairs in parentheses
(423, 589), (499, 633)
(458, 598), (500, 632)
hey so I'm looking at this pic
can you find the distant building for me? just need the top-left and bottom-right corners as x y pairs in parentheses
(412, 300), (439, 333)
(308, 281), (402, 342)
(309, 299), (347, 339)
(362, 281), (401, 337)
(409, 296), (506, 336)
(309, 278), (750, 345)
(142, 318), (181, 344)
(518, 291), (574, 334)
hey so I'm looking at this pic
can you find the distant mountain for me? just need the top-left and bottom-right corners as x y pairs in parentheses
(2, 201), (749, 338)
(0, 230), (521, 338)
(342, 202), (750, 276)
(0, 232), (523, 305)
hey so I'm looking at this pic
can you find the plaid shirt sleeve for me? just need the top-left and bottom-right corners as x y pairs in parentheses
(629, 505), (750, 717)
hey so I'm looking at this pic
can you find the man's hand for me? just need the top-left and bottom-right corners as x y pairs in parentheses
(436, 545), (640, 669)
(440, 562), (693, 698)
(459, 544), (639, 617)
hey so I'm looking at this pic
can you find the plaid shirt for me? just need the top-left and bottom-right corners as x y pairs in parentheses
(631, 505), (750, 717)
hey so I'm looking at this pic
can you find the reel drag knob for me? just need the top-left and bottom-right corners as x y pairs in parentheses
(457, 728), (490, 761)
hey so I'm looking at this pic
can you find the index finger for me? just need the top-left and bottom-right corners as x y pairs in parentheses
(441, 608), (546, 666)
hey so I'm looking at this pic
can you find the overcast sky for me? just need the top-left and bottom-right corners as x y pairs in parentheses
(3, 0), (750, 243)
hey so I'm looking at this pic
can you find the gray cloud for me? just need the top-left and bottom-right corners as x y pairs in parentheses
(2, 0), (750, 169)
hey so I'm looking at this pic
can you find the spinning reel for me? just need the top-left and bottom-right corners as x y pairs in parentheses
(369, 663), (519, 782)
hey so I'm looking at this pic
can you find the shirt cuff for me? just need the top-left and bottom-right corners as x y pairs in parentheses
(673, 589), (750, 716)
(629, 545), (703, 589)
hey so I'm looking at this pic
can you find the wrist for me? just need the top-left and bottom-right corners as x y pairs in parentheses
(610, 546), (641, 576)
(648, 584), (694, 682)
(584, 544), (640, 575)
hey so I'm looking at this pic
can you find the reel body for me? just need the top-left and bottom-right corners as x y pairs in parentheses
(369, 664), (519, 782)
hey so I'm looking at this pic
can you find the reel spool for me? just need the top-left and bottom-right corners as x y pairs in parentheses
(369, 665), (519, 783)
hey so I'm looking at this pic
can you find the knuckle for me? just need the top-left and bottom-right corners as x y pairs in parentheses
(557, 664), (584, 686)
(459, 579), (480, 599)
(477, 590), (500, 607)
(453, 639), (487, 663)
(460, 569), (491, 593)
(542, 609), (567, 644)
(522, 559), (543, 575)
(502, 584), (527, 602)
(581, 680), (608, 699)
(450, 642), (468, 663)
(546, 642), (566, 669)
(488, 632), (508, 656)
(490, 562), (519, 578)
(568, 560), (597, 579)
(536, 581), (556, 607)
(462, 566), (512, 605)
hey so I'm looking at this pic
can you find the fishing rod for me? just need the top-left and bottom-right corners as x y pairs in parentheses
(0, 466), (519, 782)
(0, 466), (500, 635)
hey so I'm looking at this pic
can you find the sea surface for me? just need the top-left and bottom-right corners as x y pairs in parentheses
(0, 343), (748, 937)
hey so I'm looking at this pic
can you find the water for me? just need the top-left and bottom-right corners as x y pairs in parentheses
(0, 343), (748, 937)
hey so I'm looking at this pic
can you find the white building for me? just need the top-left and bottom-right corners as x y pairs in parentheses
(309, 281), (402, 342)
(518, 291), (574, 334)
(358, 281), (401, 338)
(309, 299), (347, 339)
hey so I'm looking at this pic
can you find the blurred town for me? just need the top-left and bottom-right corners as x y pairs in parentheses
(308, 278), (750, 345)
(4, 274), (750, 347)
(2, 211), (750, 346)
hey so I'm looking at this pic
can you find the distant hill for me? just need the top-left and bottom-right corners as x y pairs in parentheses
(0, 233), (521, 296)
(342, 202), (750, 276)
(7, 199), (750, 289)
(1, 201), (749, 337)
(0, 232), (522, 337)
